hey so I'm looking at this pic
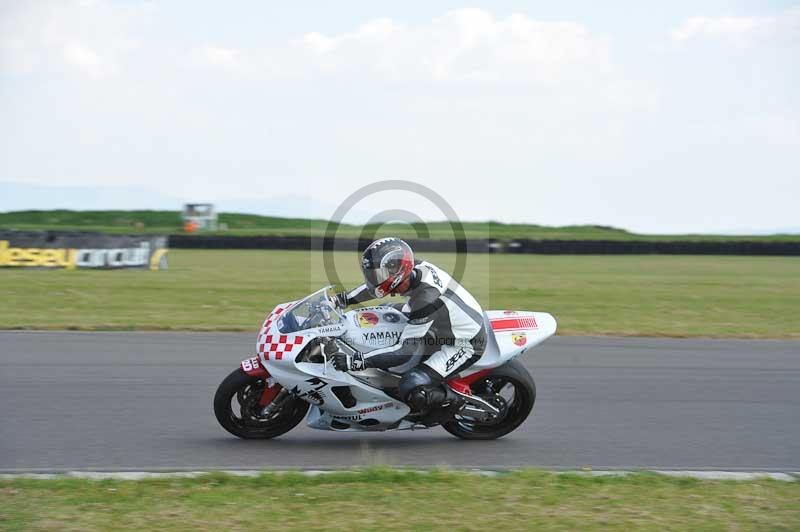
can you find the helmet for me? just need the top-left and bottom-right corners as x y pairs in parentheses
(360, 238), (414, 298)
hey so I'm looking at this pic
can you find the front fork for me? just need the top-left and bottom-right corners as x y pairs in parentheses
(240, 355), (282, 407)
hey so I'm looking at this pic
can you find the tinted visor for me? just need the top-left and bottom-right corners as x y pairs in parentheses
(362, 248), (405, 290)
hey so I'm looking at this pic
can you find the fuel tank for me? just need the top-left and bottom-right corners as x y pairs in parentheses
(342, 306), (407, 353)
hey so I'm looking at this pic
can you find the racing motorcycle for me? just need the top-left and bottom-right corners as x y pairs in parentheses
(214, 286), (556, 440)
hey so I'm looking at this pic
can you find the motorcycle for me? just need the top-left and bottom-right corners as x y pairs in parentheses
(214, 286), (556, 440)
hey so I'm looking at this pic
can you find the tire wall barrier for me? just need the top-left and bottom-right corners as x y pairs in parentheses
(168, 235), (800, 256)
(168, 235), (491, 253)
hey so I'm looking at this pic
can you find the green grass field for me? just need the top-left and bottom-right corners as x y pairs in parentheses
(1, 250), (798, 337)
(3, 209), (800, 241)
(0, 470), (797, 531)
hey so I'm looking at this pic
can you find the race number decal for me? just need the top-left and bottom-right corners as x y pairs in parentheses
(241, 356), (260, 372)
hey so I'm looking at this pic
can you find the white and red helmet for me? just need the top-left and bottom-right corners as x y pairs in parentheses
(360, 238), (414, 298)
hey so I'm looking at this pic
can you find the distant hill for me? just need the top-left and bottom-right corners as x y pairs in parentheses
(1, 209), (799, 242)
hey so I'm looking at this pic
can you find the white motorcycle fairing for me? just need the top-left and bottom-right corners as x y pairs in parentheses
(255, 287), (556, 432)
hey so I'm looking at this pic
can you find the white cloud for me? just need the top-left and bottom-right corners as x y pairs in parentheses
(0, 0), (154, 78)
(187, 9), (617, 86)
(293, 9), (613, 84)
(194, 45), (247, 72)
(1, 4), (797, 232)
(61, 42), (104, 78)
(185, 9), (656, 130)
(671, 15), (770, 45)
(670, 9), (800, 48)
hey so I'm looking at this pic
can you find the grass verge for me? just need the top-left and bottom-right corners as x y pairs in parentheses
(1, 250), (798, 337)
(0, 469), (798, 531)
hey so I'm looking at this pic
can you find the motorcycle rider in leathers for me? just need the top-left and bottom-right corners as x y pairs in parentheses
(330, 238), (487, 416)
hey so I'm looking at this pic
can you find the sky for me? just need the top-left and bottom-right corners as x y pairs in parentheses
(1, 0), (798, 233)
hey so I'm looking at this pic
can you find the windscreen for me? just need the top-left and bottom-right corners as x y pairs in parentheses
(277, 286), (343, 334)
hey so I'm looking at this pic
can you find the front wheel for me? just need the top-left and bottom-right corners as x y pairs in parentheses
(214, 368), (309, 439)
(442, 359), (535, 440)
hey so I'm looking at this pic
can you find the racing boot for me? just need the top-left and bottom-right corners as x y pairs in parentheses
(408, 384), (465, 426)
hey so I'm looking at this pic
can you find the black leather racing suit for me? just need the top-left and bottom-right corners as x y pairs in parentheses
(340, 260), (487, 409)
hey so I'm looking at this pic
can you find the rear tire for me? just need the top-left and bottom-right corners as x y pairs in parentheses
(442, 359), (535, 440)
(214, 368), (309, 439)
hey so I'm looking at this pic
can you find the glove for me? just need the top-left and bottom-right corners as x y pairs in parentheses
(331, 351), (366, 372)
(330, 291), (348, 310)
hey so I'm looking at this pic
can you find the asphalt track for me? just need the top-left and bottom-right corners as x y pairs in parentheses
(1, 332), (798, 472)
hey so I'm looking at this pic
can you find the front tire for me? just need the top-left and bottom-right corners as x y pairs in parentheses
(442, 359), (535, 440)
(214, 368), (309, 439)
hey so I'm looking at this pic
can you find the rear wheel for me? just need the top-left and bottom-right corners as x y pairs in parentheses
(214, 369), (309, 439)
(442, 359), (535, 440)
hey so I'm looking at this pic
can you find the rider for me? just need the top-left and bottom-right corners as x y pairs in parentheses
(330, 237), (486, 415)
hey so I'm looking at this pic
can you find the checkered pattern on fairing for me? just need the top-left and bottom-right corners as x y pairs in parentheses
(256, 302), (304, 361)
(258, 334), (305, 360)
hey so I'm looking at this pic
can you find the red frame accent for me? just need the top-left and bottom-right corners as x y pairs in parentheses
(258, 384), (282, 406)
(239, 356), (282, 406)
(447, 368), (493, 395)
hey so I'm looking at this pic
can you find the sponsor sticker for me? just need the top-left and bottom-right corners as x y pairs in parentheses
(445, 348), (468, 372)
(512, 332), (527, 347)
(361, 330), (402, 343)
(358, 402), (395, 415)
(357, 311), (379, 328)
(0, 239), (168, 270)
(317, 324), (345, 335)
(332, 413), (362, 421)
(383, 312), (401, 323)
(424, 264), (443, 288)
